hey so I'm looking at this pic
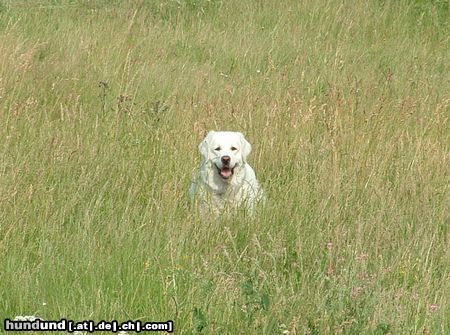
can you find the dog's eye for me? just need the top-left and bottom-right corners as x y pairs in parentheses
(214, 147), (221, 151)
(231, 146), (238, 151)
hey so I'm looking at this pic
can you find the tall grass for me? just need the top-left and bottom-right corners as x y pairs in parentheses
(0, 0), (448, 334)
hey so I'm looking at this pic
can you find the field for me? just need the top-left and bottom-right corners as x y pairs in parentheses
(0, 0), (448, 334)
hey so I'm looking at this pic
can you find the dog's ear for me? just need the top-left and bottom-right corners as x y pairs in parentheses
(199, 131), (215, 160)
(239, 132), (252, 162)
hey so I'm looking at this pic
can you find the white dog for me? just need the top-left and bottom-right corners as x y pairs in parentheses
(190, 131), (264, 214)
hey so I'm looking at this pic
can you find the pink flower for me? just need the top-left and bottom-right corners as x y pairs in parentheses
(429, 304), (438, 312)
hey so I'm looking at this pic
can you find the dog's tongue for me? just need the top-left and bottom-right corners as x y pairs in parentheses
(220, 167), (232, 178)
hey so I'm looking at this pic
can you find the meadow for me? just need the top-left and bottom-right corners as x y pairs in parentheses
(0, 0), (448, 334)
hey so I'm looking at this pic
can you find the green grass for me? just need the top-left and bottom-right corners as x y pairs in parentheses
(0, 0), (448, 334)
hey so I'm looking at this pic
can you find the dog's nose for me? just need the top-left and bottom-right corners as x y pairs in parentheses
(221, 156), (231, 165)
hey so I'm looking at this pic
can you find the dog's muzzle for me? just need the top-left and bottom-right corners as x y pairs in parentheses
(216, 155), (235, 180)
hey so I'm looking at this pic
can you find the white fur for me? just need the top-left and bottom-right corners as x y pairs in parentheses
(190, 131), (264, 214)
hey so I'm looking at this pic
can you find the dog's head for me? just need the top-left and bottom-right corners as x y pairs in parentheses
(199, 131), (252, 181)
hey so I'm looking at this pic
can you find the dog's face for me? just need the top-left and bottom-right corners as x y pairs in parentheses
(199, 131), (252, 181)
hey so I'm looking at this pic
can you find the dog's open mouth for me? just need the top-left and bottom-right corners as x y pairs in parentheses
(216, 165), (235, 180)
